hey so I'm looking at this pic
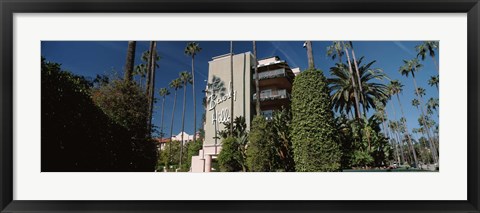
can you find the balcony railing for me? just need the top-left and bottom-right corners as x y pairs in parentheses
(252, 68), (287, 80)
(253, 89), (290, 101)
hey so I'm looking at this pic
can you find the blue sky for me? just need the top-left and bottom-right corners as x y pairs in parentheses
(41, 41), (439, 138)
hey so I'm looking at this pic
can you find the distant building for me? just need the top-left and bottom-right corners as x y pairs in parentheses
(190, 53), (297, 172)
(154, 131), (200, 150)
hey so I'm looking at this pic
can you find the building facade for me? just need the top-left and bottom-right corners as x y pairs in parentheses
(190, 52), (297, 172)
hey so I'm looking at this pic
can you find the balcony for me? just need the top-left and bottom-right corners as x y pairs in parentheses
(253, 68), (288, 80)
(253, 89), (290, 102)
(253, 68), (294, 88)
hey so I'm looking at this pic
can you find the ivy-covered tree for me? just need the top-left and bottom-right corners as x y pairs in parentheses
(291, 68), (341, 172)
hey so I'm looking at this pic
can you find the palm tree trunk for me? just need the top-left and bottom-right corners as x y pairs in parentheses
(147, 41), (157, 135)
(412, 76), (439, 164)
(343, 42), (361, 120)
(350, 46), (367, 117)
(389, 102), (405, 164)
(180, 83), (187, 169)
(431, 55), (439, 73)
(230, 41), (234, 136)
(146, 42), (155, 96)
(169, 89), (178, 164)
(305, 41), (315, 69)
(395, 130), (405, 164)
(160, 97), (166, 139)
(253, 41), (261, 116)
(191, 56), (197, 144)
(396, 94), (418, 167)
(124, 41), (136, 82)
(384, 110), (400, 164)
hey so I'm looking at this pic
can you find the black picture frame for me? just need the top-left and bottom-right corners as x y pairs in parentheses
(1, 0), (479, 212)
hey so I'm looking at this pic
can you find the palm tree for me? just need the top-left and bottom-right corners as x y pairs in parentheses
(428, 75), (439, 91)
(146, 42), (158, 135)
(124, 41), (136, 82)
(169, 78), (183, 164)
(205, 76), (226, 154)
(412, 98), (420, 108)
(159, 88), (170, 139)
(329, 57), (389, 118)
(399, 59), (438, 164)
(387, 80), (418, 167)
(229, 41), (234, 135)
(185, 42), (202, 144)
(179, 71), (192, 169)
(305, 41), (315, 69)
(326, 41), (344, 63)
(253, 41), (261, 116)
(133, 63), (147, 88)
(427, 97), (439, 115)
(145, 48), (160, 96)
(416, 41), (439, 72)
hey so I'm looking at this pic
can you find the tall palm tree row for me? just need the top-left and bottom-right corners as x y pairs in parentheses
(184, 42), (202, 144)
(179, 71), (193, 169)
(399, 59), (438, 164)
(387, 80), (418, 166)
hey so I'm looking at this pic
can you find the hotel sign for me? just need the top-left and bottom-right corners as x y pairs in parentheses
(207, 81), (237, 125)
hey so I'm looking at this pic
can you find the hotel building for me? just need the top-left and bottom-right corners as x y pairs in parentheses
(190, 52), (298, 172)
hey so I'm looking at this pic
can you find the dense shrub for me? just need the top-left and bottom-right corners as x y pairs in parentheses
(291, 68), (341, 172)
(184, 140), (203, 171)
(246, 116), (274, 172)
(92, 79), (157, 171)
(218, 137), (242, 172)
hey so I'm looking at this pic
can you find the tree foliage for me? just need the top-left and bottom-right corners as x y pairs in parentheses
(42, 57), (156, 171)
(291, 68), (341, 172)
(270, 108), (295, 172)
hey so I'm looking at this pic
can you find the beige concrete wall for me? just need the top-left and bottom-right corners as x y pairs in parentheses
(203, 52), (253, 155)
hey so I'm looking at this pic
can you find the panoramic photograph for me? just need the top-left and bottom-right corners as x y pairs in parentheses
(41, 41), (439, 172)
